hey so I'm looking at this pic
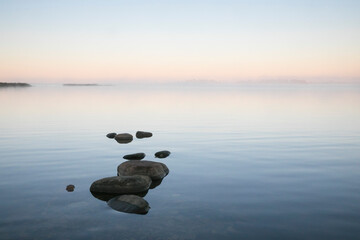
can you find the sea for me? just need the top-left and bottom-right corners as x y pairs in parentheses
(0, 82), (359, 240)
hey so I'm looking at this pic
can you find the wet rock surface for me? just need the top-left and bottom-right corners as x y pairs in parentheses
(92, 130), (172, 214)
(155, 150), (171, 158)
(90, 175), (152, 194)
(91, 190), (148, 201)
(107, 195), (150, 215)
(117, 160), (169, 180)
(106, 132), (117, 139)
(123, 152), (145, 160)
(149, 179), (163, 189)
(136, 131), (153, 139)
(114, 133), (133, 144)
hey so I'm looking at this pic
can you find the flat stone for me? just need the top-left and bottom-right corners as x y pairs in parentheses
(107, 195), (150, 214)
(90, 175), (152, 194)
(136, 131), (153, 139)
(155, 150), (171, 158)
(114, 133), (133, 144)
(123, 152), (145, 160)
(106, 132), (117, 139)
(117, 160), (169, 180)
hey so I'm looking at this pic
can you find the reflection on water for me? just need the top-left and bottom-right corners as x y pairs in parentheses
(0, 83), (360, 239)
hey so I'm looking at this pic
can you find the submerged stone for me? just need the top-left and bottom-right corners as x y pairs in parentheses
(117, 160), (169, 180)
(155, 150), (171, 158)
(90, 175), (151, 194)
(136, 131), (153, 139)
(114, 133), (133, 144)
(106, 132), (117, 139)
(123, 152), (145, 160)
(107, 195), (150, 215)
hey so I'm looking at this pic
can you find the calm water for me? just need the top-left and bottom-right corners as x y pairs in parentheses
(1, 83), (360, 240)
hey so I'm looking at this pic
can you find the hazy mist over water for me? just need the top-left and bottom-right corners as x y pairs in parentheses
(0, 83), (360, 240)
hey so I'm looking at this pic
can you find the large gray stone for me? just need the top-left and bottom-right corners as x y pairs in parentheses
(114, 133), (133, 144)
(107, 195), (150, 214)
(90, 175), (151, 194)
(117, 160), (169, 180)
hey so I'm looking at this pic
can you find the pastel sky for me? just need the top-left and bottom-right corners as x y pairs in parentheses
(0, 0), (359, 82)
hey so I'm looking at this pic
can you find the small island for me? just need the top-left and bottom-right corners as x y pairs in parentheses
(0, 82), (31, 87)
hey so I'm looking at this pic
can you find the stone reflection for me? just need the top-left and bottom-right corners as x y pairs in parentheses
(91, 130), (170, 215)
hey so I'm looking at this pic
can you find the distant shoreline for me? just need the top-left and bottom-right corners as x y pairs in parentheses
(0, 82), (31, 87)
(63, 84), (99, 86)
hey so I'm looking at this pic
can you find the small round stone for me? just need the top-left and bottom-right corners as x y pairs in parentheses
(66, 184), (75, 192)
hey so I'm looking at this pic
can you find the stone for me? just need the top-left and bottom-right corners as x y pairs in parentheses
(91, 190), (148, 201)
(66, 184), (75, 192)
(107, 195), (150, 214)
(117, 160), (169, 180)
(114, 133), (133, 144)
(149, 178), (163, 189)
(106, 132), (117, 139)
(136, 131), (153, 139)
(123, 152), (145, 160)
(90, 175), (152, 194)
(155, 150), (171, 158)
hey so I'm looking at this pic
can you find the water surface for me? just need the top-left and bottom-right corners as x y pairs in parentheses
(1, 83), (360, 240)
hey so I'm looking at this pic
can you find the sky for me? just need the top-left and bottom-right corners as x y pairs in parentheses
(0, 0), (359, 83)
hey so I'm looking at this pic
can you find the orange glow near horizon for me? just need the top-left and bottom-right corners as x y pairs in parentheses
(1, 52), (359, 82)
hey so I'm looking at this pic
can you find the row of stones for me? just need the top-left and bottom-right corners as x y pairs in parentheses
(107, 131), (152, 144)
(123, 150), (170, 160)
(89, 131), (170, 214)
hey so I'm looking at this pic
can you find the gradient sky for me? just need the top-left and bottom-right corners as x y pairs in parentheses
(0, 0), (359, 82)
